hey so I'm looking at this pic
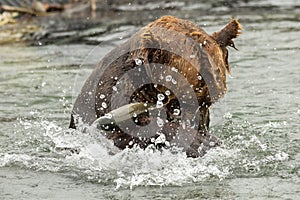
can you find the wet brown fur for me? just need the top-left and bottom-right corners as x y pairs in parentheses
(70, 16), (242, 157)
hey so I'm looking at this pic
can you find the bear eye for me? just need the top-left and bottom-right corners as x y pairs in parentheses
(229, 40), (238, 50)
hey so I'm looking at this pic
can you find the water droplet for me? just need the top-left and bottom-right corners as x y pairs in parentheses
(165, 90), (171, 96)
(156, 117), (164, 127)
(102, 102), (108, 109)
(171, 79), (177, 85)
(134, 58), (143, 66)
(100, 94), (105, 99)
(104, 113), (112, 119)
(197, 75), (202, 80)
(165, 141), (170, 147)
(203, 40), (207, 45)
(171, 67), (178, 72)
(209, 141), (215, 147)
(133, 113), (137, 117)
(156, 101), (163, 108)
(165, 75), (172, 82)
(173, 109), (180, 116)
(112, 86), (117, 91)
(224, 112), (232, 119)
(157, 93), (165, 101)
(190, 54), (196, 58)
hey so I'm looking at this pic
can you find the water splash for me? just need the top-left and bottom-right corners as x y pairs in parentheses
(0, 116), (291, 189)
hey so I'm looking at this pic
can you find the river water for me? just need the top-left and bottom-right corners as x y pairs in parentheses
(0, 0), (299, 199)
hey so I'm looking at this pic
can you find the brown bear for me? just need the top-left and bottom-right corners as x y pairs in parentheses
(70, 16), (242, 157)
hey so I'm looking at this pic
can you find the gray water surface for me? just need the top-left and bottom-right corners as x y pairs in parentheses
(0, 1), (299, 199)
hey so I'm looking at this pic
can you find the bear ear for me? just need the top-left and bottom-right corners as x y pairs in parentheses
(212, 19), (242, 48)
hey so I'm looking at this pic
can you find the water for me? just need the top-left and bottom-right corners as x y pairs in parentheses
(1, 1), (299, 199)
